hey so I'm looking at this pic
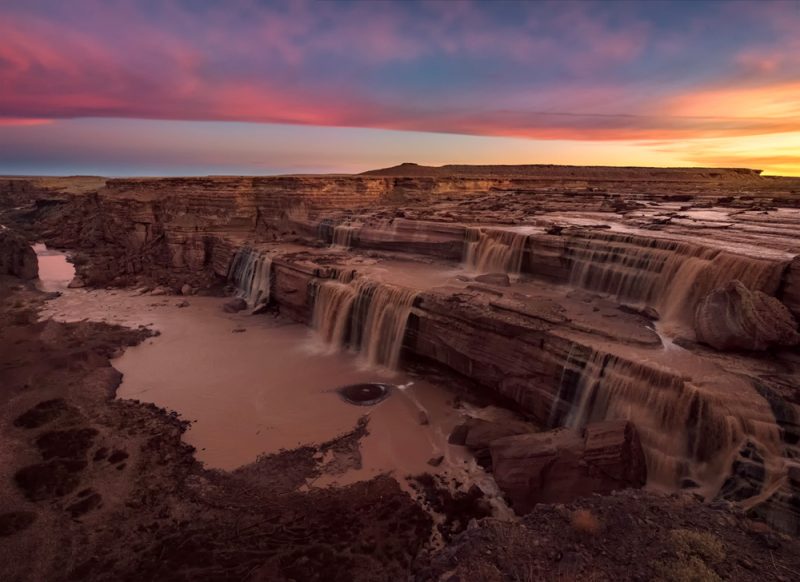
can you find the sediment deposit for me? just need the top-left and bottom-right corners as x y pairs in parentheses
(2, 164), (800, 580)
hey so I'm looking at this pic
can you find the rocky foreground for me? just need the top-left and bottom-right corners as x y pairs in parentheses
(2, 164), (800, 580)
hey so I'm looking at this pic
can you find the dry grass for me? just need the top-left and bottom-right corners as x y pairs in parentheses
(571, 509), (601, 535)
(669, 529), (726, 563)
(654, 529), (726, 582)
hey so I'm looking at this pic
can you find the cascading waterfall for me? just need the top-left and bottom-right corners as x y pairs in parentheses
(356, 280), (418, 369)
(565, 231), (788, 323)
(552, 347), (783, 495)
(311, 275), (417, 369)
(312, 281), (357, 347)
(332, 224), (356, 248)
(228, 247), (273, 310)
(464, 228), (527, 273)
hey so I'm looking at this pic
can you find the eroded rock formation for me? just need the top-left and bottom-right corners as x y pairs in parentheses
(695, 280), (800, 351)
(489, 420), (647, 513)
(2, 165), (800, 533)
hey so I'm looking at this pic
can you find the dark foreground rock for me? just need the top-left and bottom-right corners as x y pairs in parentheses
(0, 278), (431, 582)
(0, 230), (37, 279)
(490, 420), (647, 513)
(416, 488), (800, 582)
(695, 280), (800, 351)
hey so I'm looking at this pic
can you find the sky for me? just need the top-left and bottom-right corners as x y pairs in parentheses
(0, 0), (799, 176)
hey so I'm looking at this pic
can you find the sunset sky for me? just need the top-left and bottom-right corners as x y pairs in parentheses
(1, 0), (798, 176)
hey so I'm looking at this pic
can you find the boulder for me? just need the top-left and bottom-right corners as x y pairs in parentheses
(180, 284), (194, 296)
(449, 417), (537, 469)
(490, 420), (647, 514)
(223, 298), (248, 313)
(0, 230), (38, 280)
(695, 280), (800, 351)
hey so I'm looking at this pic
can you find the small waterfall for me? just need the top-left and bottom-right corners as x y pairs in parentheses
(312, 276), (417, 369)
(355, 280), (418, 369)
(555, 348), (782, 494)
(332, 224), (356, 248)
(312, 281), (356, 346)
(464, 228), (527, 273)
(228, 247), (273, 310)
(565, 231), (788, 323)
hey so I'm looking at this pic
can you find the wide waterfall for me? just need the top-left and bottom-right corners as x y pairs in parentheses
(565, 231), (788, 323)
(464, 228), (527, 273)
(312, 276), (417, 369)
(228, 247), (273, 310)
(552, 347), (783, 496)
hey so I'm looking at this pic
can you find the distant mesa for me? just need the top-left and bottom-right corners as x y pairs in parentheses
(360, 162), (764, 180)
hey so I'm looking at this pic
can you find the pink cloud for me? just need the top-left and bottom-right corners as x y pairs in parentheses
(0, 117), (52, 126)
(0, 0), (798, 144)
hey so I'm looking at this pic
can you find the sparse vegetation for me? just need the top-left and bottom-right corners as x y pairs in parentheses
(571, 509), (601, 535)
(669, 529), (726, 563)
(654, 529), (726, 582)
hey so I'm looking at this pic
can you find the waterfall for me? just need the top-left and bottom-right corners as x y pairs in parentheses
(228, 247), (273, 310)
(554, 347), (782, 494)
(355, 280), (418, 369)
(464, 228), (527, 273)
(332, 224), (356, 248)
(312, 281), (356, 346)
(565, 231), (788, 323)
(312, 276), (417, 369)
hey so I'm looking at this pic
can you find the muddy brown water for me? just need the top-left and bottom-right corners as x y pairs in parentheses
(35, 248), (499, 499)
(33, 243), (75, 292)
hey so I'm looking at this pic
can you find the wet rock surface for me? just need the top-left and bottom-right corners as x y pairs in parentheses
(222, 297), (247, 313)
(336, 382), (393, 405)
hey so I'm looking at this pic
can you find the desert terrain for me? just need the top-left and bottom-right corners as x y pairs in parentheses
(2, 164), (800, 581)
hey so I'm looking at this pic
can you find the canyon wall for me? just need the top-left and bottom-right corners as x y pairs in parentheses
(3, 166), (800, 530)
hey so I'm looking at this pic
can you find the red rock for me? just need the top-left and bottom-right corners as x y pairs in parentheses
(489, 420), (647, 514)
(695, 280), (799, 351)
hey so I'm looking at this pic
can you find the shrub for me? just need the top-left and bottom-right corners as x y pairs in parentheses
(571, 509), (601, 535)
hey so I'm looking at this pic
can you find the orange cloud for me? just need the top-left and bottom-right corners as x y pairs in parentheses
(667, 82), (800, 120)
(0, 117), (53, 126)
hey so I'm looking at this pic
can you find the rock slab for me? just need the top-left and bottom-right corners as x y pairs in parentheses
(490, 420), (647, 513)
